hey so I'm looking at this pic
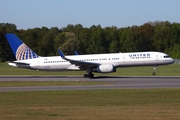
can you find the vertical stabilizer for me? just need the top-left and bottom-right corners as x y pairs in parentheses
(5, 34), (39, 60)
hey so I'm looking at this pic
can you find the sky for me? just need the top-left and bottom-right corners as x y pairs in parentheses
(1, 0), (180, 29)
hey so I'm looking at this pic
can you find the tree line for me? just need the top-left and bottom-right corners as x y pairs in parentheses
(0, 21), (180, 62)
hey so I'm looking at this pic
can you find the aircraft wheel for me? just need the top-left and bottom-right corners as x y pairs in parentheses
(84, 74), (88, 78)
(89, 74), (94, 78)
(84, 73), (94, 78)
(152, 72), (156, 76)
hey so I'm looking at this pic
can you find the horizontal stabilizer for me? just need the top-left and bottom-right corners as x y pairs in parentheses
(8, 61), (30, 65)
(8, 61), (30, 68)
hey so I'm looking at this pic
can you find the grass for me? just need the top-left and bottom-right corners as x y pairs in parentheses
(0, 62), (180, 76)
(0, 89), (180, 120)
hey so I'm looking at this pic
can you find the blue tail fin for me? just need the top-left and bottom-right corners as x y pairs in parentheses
(5, 33), (39, 60)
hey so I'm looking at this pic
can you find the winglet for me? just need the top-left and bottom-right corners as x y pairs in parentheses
(58, 49), (65, 58)
(74, 51), (79, 55)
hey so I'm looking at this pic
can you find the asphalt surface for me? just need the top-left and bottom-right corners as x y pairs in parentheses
(0, 76), (180, 92)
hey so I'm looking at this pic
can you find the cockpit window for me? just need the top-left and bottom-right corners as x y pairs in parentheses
(164, 55), (170, 58)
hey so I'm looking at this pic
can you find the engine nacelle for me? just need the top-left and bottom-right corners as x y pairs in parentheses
(93, 64), (116, 73)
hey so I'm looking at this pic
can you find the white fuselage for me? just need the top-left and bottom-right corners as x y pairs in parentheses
(9, 51), (174, 72)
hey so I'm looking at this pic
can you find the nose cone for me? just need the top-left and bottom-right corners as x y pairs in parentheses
(168, 58), (175, 64)
(171, 58), (175, 64)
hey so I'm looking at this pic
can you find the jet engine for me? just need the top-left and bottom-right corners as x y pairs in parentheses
(94, 64), (116, 73)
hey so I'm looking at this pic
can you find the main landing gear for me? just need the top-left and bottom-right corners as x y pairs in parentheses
(152, 66), (157, 76)
(84, 73), (94, 78)
(84, 68), (94, 78)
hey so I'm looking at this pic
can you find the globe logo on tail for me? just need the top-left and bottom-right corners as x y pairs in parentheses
(16, 44), (39, 60)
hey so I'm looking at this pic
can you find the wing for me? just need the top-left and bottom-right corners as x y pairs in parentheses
(58, 49), (100, 68)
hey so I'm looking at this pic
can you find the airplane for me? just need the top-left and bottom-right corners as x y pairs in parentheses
(5, 33), (174, 78)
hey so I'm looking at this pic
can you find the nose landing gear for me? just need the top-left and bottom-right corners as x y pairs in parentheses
(152, 66), (157, 76)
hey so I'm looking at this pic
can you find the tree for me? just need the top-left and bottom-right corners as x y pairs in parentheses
(119, 26), (139, 52)
(138, 23), (154, 51)
(0, 23), (17, 61)
(1, 21), (180, 59)
(87, 25), (107, 54)
(109, 40), (120, 53)
(105, 26), (120, 53)
(40, 31), (56, 56)
(171, 44), (180, 59)
(58, 32), (79, 55)
(153, 21), (171, 54)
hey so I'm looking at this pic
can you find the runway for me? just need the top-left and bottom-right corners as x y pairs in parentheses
(0, 76), (180, 92)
